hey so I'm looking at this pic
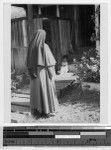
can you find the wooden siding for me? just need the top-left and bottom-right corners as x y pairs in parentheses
(11, 17), (72, 73)
(11, 18), (43, 73)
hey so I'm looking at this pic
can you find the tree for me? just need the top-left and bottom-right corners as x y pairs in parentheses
(90, 5), (100, 55)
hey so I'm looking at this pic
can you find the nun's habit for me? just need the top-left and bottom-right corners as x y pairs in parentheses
(27, 29), (58, 116)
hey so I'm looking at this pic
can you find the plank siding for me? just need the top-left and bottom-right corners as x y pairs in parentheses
(11, 19), (28, 73)
(11, 18), (43, 73)
(11, 17), (72, 73)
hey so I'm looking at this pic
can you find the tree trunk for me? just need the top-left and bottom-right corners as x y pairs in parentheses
(71, 6), (81, 52)
(95, 5), (100, 55)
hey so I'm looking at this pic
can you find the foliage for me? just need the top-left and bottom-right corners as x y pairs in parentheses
(69, 48), (100, 83)
(11, 71), (30, 92)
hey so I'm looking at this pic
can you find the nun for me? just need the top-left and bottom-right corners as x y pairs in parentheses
(27, 29), (58, 118)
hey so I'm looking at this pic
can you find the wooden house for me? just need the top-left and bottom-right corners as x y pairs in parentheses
(11, 4), (100, 73)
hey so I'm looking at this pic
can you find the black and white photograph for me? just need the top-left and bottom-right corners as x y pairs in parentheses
(11, 4), (100, 123)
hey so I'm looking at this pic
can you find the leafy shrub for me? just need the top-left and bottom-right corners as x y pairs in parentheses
(68, 48), (100, 83)
(11, 71), (30, 92)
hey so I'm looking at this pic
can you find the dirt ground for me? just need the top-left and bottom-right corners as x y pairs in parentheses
(11, 82), (100, 123)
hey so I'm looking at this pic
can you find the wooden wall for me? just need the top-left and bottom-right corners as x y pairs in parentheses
(11, 17), (72, 73)
(11, 19), (28, 73)
(11, 5), (96, 74)
(11, 18), (43, 73)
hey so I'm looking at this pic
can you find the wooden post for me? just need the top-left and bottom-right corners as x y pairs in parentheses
(27, 5), (34, 42)
(27, 5), (33, 20)
(95, 5), (100, 55)
(73, 6), (80, 50)
(38, 6), (42, 15)
(56, 5), (60, 17)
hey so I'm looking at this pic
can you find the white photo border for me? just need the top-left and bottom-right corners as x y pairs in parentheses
(0, 0), (111, 126)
